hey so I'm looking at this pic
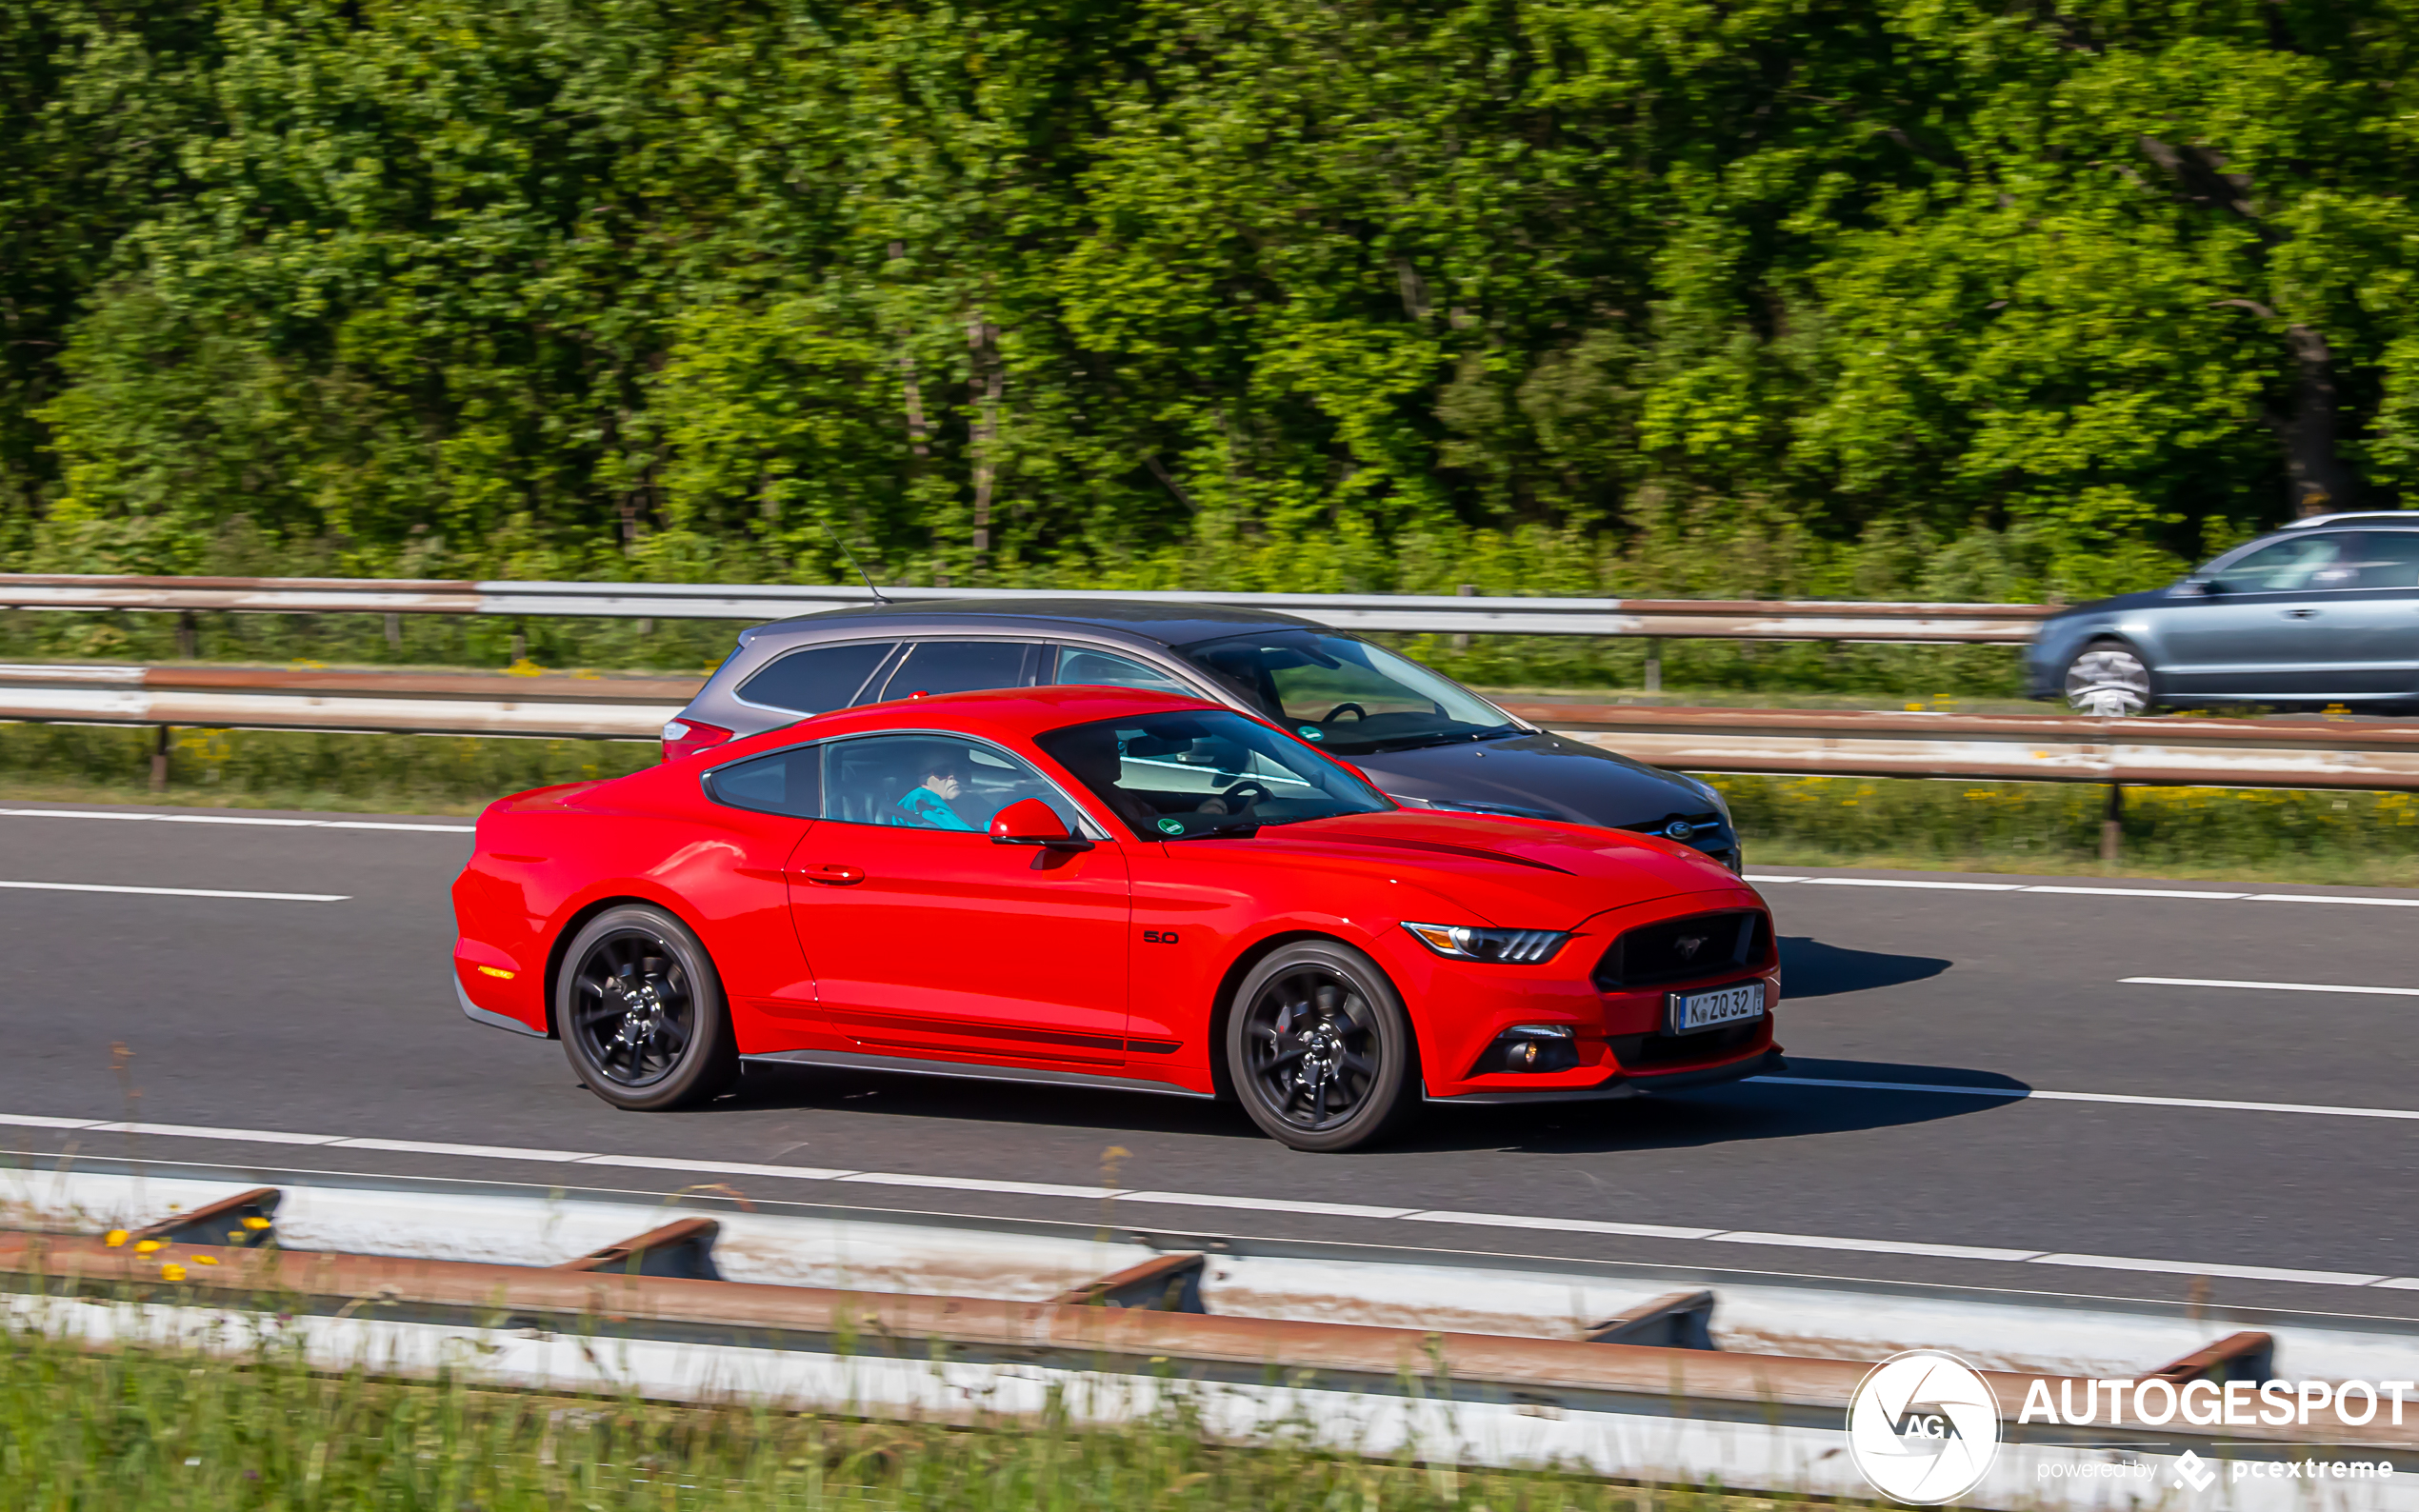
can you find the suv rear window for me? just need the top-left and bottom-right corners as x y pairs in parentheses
(738, 642), (895, 714)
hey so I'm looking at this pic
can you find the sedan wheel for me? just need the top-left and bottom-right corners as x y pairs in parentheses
(557, 905), (736, 1111)
(1228, 942), (1417, 1152)
(2065, 643), (2152, 717)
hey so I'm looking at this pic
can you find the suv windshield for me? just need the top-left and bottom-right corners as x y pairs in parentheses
(1176, 629), (1518, 754)
(1034, 709), (1391, 840)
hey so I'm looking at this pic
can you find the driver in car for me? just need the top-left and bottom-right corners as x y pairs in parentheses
(890, 749), (976, 830)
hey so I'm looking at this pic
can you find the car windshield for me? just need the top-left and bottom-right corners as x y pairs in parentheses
(1034, 709), (1392, 840)
(1175, 629), (1518, 754)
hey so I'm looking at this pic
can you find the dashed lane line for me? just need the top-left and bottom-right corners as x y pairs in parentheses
(2, 1109), (2406, 1291)
(0, 880), (348, 902)
(1748, 874), (2419, 905)
(2122, 976), (2419, 998)
(0, 807), (470, 833)
(1750, 1075), (2419, 1122)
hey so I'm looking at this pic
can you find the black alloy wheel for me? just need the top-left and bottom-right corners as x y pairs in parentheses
(555, 905), (737, 1111)
(1227, 941), (1417, 1151)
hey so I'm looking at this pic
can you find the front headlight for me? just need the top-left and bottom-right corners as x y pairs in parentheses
(1401, 922), (1569, 964)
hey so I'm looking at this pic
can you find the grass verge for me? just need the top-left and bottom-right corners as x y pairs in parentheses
(0, 1327), (1809, 1512)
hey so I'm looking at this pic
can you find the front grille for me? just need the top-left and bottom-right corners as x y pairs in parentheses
(1593, 908), (1771, 991)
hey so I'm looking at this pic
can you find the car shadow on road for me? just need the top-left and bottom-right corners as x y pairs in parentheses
(1436, 1055), (2031, 1156)
(1778, 936), (1950, 997)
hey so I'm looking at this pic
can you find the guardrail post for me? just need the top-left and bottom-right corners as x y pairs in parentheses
(2100, 782), (2124, 864)
(1643, 639), (1662, 693)
(150, 725), (170, 793)
(175, 611), (197, 660)
(1453, 584), (1475, 650)
(384, 612), (402, 649)
(1585, 1288), (1716, 1348)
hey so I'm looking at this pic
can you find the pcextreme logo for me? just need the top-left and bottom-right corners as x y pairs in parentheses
(1847, 1350), (2003, 1504)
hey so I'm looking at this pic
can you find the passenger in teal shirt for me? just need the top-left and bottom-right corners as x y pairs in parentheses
(891, 754), (975, 830)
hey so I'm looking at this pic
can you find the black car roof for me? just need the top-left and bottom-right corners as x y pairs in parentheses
(742, 597), (1320, 649)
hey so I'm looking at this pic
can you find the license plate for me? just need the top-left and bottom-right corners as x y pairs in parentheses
(1668, 982), (1765, 1034)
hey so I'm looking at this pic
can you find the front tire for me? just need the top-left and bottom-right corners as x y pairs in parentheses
(1226, 942), (1419, 1152)
(556, 905), (737, 1111)
(2064, 640), (2153, 716)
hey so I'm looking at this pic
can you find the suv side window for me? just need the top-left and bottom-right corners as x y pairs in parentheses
(2209, 534), (2357, 593)
(704, 745), (822, 818)
(866, 640), (1038, 702)
(738, 641), (896, 714)
(2353, 532), (2419, 589)
(1053, 646), (1194, 696)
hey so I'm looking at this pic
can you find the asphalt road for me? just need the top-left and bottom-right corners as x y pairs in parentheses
(3, 799), (2414, 1321)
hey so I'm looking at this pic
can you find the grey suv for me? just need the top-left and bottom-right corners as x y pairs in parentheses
(2028, 512), (2419, 714)
(663, 599), (1742, 867)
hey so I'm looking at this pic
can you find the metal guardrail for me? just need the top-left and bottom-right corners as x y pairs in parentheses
(10, 1181), (2409, 1511)
(0, 573), (2053, 643)
(5, 665), (2417, 798)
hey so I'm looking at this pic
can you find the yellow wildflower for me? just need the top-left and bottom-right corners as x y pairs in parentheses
(160, 1263), (187, 1283)
(103, 1229), (128, 1248)
(133, 1240), (163, 1254)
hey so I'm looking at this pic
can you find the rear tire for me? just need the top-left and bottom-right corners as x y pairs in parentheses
(556, 905), (737, 1111)
(1226, 941), (1419, 1152)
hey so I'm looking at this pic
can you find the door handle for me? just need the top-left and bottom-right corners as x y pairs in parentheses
(2282, 608), (2321, 619)
(790, 864), (866, 885)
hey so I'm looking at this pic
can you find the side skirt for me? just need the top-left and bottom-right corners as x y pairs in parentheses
(742, 1048), (1214, 1100)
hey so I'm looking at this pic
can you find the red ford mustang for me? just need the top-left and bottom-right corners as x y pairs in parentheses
(452, 686), (1782, 1151)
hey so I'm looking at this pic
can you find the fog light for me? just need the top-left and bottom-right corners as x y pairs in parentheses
(1483, 1025), (1580, 1074)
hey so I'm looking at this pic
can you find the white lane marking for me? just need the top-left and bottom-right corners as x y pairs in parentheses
(325, 1137), (587, 1162)
(1798, 877), (2024, 891)
(575, 1154), (858, 1181)
(4, 1110), (2409, 1291)
(1707, 1231), (2044, 1263)
(2123, 976), (2419, 998)
(0, 807), (470, 833)
(1752, 1074), (2419, 1122)
(1749, 874), (2419, 906)
(0, 880), (348, 902)
(2028, 1253), (2387, 1287)
(2020, 885), (2246, 900)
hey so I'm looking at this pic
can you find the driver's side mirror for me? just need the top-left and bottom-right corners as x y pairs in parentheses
(2173, 577), (2218, 598)
(990, 797), (1093, 851)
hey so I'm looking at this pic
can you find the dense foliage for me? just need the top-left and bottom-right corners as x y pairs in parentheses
(6, 0), (2416, 600)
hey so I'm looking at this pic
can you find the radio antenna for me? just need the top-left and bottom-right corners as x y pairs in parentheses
(817, 518), (890, 605)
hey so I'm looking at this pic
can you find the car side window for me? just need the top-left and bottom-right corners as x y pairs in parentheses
(2353, 532), (2419, 589)
(737, 642), (895, 714)
(819, 733), (1084, 833)
(866, 640), (1037, 703)
(704, 746), (822, 818)
(2209, 535), (2355, 593)
(1053, 647), (1194, 696)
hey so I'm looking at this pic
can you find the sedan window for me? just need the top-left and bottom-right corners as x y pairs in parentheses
(821, 733), (1083, 833)
(1036, 708), (1390, 840)
(737, 641), (895, 714)
(1178, 629), (1515, 755)
(868, 640), (1036, 702)
(2208, 535), (2355, 593)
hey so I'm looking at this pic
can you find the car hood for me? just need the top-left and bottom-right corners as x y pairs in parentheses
(2054, 586), (2183, 618)
(1225, 808), (1751, 929)
(1352, 730), (1713, 830)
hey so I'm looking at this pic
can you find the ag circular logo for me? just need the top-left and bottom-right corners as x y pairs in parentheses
(1156, 817), (1186, 835)
(1846, 1350), (2001, 1504)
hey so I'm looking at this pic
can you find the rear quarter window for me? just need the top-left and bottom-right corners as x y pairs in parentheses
(737, 642), (895, 714)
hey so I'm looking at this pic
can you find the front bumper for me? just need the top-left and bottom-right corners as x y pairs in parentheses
(1426, 1047), (1784, 1104)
